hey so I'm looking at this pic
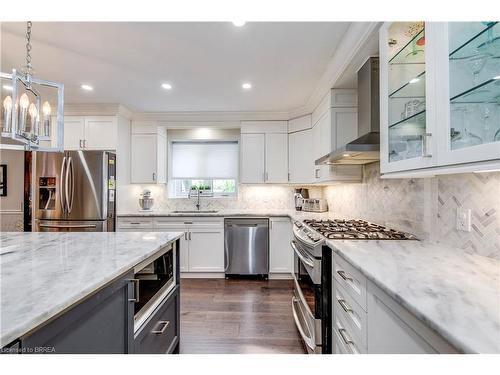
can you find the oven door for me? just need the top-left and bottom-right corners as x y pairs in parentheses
(291, 239), (321, 284)
(291, 240), (322, 354)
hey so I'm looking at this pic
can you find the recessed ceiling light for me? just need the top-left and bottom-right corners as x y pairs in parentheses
(161, 83), (172, 90)
(81, 84), (93, 91)
(232, 21), (246, 27)
(2, 85), (13, 91)
(242, 82), (252, 90)
(409, 78), (420, 84)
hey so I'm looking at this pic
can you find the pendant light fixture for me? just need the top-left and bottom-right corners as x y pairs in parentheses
(1, 21), (64, 151)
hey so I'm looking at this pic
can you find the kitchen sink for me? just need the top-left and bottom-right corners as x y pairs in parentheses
(172, 210), (219, 214)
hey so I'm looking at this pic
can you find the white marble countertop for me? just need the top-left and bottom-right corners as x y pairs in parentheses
(327, 239), (500, 353)
(0, 232), (183, 347)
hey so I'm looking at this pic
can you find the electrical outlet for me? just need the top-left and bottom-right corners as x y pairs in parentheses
(456, 208), (472, 232)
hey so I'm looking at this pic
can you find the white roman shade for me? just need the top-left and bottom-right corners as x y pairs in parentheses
(171, 141), (239, 179)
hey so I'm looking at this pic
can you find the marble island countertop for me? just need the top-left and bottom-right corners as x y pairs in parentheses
(327, 239), (500, 354)
(0, 231), (183, 347)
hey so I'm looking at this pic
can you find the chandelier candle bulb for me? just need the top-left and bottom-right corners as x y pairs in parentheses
(28, 102), (39, 137)
(2, 95), (12, 132)
(18, 93), (30, 134)
(42, 101), (51, 137)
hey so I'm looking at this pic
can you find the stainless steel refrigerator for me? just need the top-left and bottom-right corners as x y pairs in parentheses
(34, 150), (116, 232)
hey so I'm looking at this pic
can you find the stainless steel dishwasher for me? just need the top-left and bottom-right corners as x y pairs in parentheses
(224, 218), (269, 277)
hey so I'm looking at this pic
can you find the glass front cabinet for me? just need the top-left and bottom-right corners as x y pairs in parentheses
(380, 22), (500, 176)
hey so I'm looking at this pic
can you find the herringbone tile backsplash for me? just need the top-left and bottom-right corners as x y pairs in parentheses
(323, 163), (500, 259)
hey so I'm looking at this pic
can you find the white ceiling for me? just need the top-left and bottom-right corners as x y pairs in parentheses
(0, 22), (351, 113)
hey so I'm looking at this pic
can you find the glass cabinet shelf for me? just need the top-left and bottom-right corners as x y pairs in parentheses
(389, 109), (426, 129)
(389, 71), (426, 98)
(449, 22), (499, 60)
(451, 78), (500, 103)
(389, 28), (426, 65)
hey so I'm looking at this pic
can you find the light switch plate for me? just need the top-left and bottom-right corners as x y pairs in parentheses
(456, 208), (472, 232)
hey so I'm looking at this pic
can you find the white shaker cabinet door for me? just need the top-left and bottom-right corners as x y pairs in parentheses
(289, 129), (314, 183)
(131, 133), (158, 183)
(188, 228), (224, 272)
(63, 116), (85, 150)
(240, 133), (265, 183)
(84, 116), (117, 150)
(167, 227), (189, 272)
(265, 133), (288, 183)
(269, 218), (293, 274)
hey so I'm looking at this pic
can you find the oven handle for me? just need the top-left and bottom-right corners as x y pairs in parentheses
(292, 296), (316, 352)
(290, 240), (314, 268)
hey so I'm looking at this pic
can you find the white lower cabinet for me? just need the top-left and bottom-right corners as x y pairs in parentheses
(269, 217), (293, 274)
(153, 217), (224, 274)
(332, 253), (458, 354)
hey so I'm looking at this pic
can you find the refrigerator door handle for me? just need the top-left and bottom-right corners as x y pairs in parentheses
(66, 156), (75, 214)
(65, 157), (73, 214)
(59, 156), (67, 214)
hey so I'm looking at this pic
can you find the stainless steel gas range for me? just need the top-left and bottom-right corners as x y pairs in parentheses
(291, 219), (416, 354)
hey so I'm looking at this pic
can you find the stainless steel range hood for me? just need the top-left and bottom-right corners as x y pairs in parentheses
(315, 57), (380, 165)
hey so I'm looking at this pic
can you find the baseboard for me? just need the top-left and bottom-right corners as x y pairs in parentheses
(268, 273), (293, 280)
(180, 272), (225, 279)
(180, 272), (293, 280)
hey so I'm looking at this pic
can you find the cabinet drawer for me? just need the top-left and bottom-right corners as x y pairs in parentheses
(333, 254), (367, 310)
(333, 314), (365, 354)
(134, 286), (179, 354)
(334, 281), (367, 348)
(117, 217), (153, 229)
(154, 217), (223, 229)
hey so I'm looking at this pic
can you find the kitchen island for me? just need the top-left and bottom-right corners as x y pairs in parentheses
(0, 231), (183, 353)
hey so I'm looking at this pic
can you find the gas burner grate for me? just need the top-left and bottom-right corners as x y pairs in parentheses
(303, 219), (417, 240)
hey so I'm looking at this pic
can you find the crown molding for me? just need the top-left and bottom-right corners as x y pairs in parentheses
(64, 103), (133, 118)
(131, 110), (290, 122)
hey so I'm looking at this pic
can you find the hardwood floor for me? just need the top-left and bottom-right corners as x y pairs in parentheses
(179, 278), (306, 354)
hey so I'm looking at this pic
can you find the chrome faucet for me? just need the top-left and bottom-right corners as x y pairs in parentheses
(188, 186), (201, 211)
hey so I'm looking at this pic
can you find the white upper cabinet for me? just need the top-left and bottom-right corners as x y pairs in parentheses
(240, 121), (288, 184)
(435, 22), (500, 167)
(240, 133), (266, 183)
(289, 128), (314, 183)
(63, 116), (85, 150)
(63, 116), (117, 150)
(84, 117), (117, 150)
(311, 89), (362, 182)
(380, 22), (500, 177)
(130, 122), (167, 184)
(265, 133), (288, 183)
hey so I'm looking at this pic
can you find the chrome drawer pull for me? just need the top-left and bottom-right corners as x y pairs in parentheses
(337, 298), (352, 313)
(128, 279), (140, 302)
(151, 320), (170, 334)
(338, 328), (358, 354)
(337, 270), (353, 282)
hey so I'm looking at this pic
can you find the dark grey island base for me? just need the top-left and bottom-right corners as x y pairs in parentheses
(1, 233), (182, 354)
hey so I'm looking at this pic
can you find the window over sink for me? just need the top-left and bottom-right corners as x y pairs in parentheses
(169, 141), (238, 198)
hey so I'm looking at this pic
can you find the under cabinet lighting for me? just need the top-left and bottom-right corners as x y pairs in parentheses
(409, 78), (420, 84)
(81, 84), (93, 91)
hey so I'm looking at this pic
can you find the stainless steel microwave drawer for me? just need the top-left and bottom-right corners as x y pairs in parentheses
(133, 286), (179, 354)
